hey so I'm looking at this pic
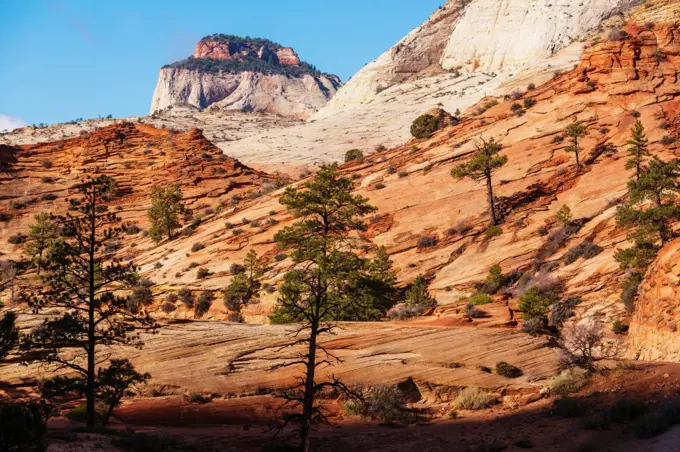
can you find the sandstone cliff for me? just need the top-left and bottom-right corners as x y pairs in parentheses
(150, 35), (341, 119)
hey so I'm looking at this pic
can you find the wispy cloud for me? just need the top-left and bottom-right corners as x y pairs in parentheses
(48, 2), (95, 43)
(0, 114), (27, 132)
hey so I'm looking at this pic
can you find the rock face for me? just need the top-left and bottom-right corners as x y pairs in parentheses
(628, 240), (680, 362)
(150, 35), (341, 119)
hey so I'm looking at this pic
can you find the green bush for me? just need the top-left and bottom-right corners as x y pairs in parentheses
(342, 399), (366, 417)
(468, 293), (492, 305)
(545, 369), (588, 395)
(484, 225), (502, 238)
(344, 149), (364, 163)
(519, 286), (550, 322)
(410, 114), (439, 139)
(495, 361), (523, 378)
(612, 320), (629, 335)
(453, 387), (495, 410)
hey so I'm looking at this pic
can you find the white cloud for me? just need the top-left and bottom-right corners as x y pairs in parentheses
(0, 114), (28, 132)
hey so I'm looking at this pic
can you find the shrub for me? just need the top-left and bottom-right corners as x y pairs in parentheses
(564, 241), (603, 264)
(523, 98), (537, 109)
(511, 103), (523, 112)
(344, 149), (364, 163)
(545, 369), (588, 395)
(521, 317), (544, 335)
(232, 228), (243, 236)
(364, 385), (410, 423)
(417, 235), (437, 248)
(230, 263), (245, 274)
(40, 159), (52, 168)
(0, 402), (49, 451)
(495, 361), (523, 378)
(40, 176), (54, 183)
(342, 399), (366, 417)
(8, 233), (26, 245)
(468, 293), (492, 305)
(410, 114), (439, 139)
(374, 182), (386, 190)
(448, 410), (458, 419)
(661, 135), (676, 146)
(0, 212), (10, 222)
(484, 225), (502, 238)
(160, 302), (177, 313)
(484, 264), (505, 293)
(197, 268), (211, 279)
(612, 320), (629, 335)
(453, 387), (495, 410)
(191, 242), (205, 253)
(178, 288), (194, 308)
(465, 302), (484, 318)
(549, 297), (581, 328)
(40, 193), (57, 201)
(555, 205), (573, 227)
(527, 83), (536, 91)
(9, 200), (26, 210)
(126, 224), (141, 235)
(398, 171), (408, 178)
(659, 120), (670, 129)
(166, 293), (178, 303)
(195, 292), (214, 317)
(609, 26), (629, 41)
(386, 166), (397, 175)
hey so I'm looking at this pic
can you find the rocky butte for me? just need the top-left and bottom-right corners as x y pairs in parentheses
(150, 34), (341, 119)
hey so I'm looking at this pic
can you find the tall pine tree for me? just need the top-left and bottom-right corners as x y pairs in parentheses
(23, 176), (157, 429)
(625, 120), (650, 181)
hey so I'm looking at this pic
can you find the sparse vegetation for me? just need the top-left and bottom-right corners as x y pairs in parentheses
(344, 149), (363, 163)
(564, 122), (587, 171)
(545, 368), (588, 395)
(495, 361), (523, 378)
(148, 184), (187, 242)
(453, 387), (495, 410)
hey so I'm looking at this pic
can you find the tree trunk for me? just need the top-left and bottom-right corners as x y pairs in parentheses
(86, 186), (97, 429)
(300, 318), (318, 452)
(486, 173), (497, 225)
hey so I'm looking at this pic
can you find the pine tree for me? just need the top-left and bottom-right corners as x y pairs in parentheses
(0, 309), (18, 363)
(23, 176), (157, 429)
(451, 137), (508, 225)
(224, 250), (264, 321)
(269, 164), (376, 451)
(341, 246), (397, 320)
(565, 121), (588, 171)
(625, 120), (650, 181)
(25, 212), (59, 274)
(405, 274), (436, 307)
(615, 157), (680, 271)
(147, 184), (187, 242)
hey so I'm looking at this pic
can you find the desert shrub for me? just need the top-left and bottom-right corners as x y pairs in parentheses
(154, 262), (162, 269)
(453, 387), (495, 410)
(659, 120), (670, 129)
(363, 385), (411, 423)
(405, 275), (437, 308)
(661, 135), (676, 146)
(609, 26), (629, 41)
(40, 193), (57, 201)
(178, 288), (194, 308)
(620, 272), (643, 312)
(564, 241), (603, 264)
(523, 98), (537, 109)
(187, 392), (212, 404)
(8, 233), (26, 245)
(609, 319), (629, 335)
(410, 114), (439, 139)
(553, 396), (588, 418)
(555, 205), (573, 227)
(166, 293), (178, 303)
(495, 361), (522, 378)
(0, 212), (10, 222)
(344, 149), (363, 163)
(196, 268), (211, 279)
(126, 224), (141, 235)
(600, 127), (609, 134)
(40, 176), (54, 183)
(483, 264), (505, 294)
(230, 263), (245, 274)
(374, 182), (386, 190)
(232, 228), (243, 236)
(560, 322), (615, 371)
(465, 302), (484, 318)
(417, 235), (437, 248)
(129, 280), (154, 312)
(188, 262), (199, 269)
(386, 166), (397, 175)
(398, 171), (408, 178)
(545, 369), (588, 396)
(0, 402), (49, 451)
(250, 219), (261, 228)
(342, 399), (366, 417)
(468, 293), (492, 305)
(484, 225), (502, 238)
(521, 317), (544, 335)
(549, 297), (581, 328)
(511, 90), (524, 100)
(511, 103), (523, 113)
(195, 292), (214, 317)
(160, 302), (177, 313)
(40, 159), (52, 168)
(551, 135), (564, 144)
(191, 242), (205, 253)
(274, 252), (287, 262)
(527, 83), (536, 91)
(9, 200), (26, 210)
(448, 410), (458, 419)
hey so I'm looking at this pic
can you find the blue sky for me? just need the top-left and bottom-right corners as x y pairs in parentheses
(0, 0), (443, 128)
